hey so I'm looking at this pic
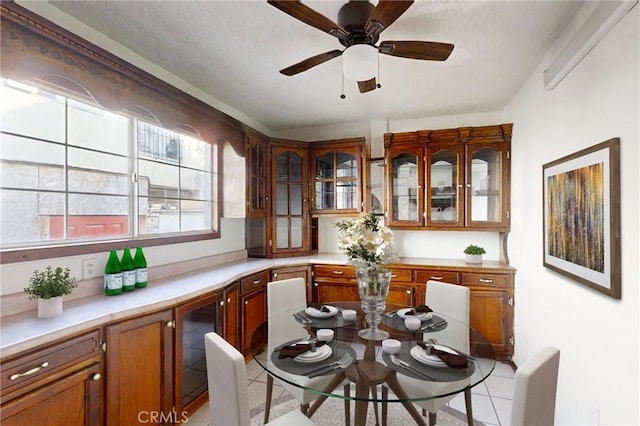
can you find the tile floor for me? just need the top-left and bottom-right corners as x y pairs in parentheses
(191, 348), (515, 425)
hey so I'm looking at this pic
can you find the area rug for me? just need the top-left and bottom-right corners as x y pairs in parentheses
(250, 392), (485, 426)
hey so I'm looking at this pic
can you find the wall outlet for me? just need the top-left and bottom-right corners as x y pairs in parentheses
(82, 258), (98, 279)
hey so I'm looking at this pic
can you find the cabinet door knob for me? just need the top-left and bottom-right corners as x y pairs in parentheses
(406, 290), (411, 295)
(272, 273), (278, 278)
(245, 300), (249, 305)
(10, 362), (49, 380)
(92, 373), (101, 381)
(227, 297), (231, 303)
(220, 301), (225, 306)
(166, 320), (175, 328)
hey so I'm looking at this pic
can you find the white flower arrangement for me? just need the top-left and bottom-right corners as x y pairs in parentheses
(334, 211), (399, 271)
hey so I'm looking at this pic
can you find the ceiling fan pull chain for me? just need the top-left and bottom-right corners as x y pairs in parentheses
(340, 68), (346, 99)
(377, 53), (382, 89)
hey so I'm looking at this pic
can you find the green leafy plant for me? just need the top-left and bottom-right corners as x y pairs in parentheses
(463, 244), (486, 255)
(24, 266), (77, 300)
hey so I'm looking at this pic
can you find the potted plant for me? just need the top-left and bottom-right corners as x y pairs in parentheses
(24, 266), (77, 318)
(464, 244), (486, 264)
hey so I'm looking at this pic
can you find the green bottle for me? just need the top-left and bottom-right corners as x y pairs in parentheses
(121, 247), (136, 292)
(104, 249), (122, 296)
(134, 246), (148, 289)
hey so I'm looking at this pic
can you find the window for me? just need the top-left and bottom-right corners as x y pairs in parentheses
(0, 79), (219, 250)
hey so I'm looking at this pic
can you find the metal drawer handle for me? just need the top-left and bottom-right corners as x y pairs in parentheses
(253, 279), (261, 284)
(332, 270), (344, 275)
(391, 274), (398, 278)
(10, 362), (49, 380)
(430, 276), (444, 280)
(479, 278), (494, 283)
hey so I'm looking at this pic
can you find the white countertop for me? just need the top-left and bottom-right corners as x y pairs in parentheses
(0, 253), (514, 358)
(0, 254), (347, 357)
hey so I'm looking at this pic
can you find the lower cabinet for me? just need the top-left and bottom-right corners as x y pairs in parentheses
(223, 282), (240, 351)
(241, 270), (268, 354)
(105, 310), (174, 425)
(271, 265), (312, 301)
(0, 330), (102, 426)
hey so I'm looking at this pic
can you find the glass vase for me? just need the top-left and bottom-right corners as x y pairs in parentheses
(355, 267), (392, 340)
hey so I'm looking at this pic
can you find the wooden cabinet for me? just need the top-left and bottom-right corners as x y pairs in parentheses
(384, 124), (512, 231)
(0, 330), (102, 426)
(271, 265), (312, 302)
(174, 292), (223, 417)
(104, 310), (174, 425)
(241, 270), (268, 354)
(461, 272), (514, 360)
(223, 282), (241, 350)
(310, 138), (366, 215)
(246, 133), (270, 258)
(270, 141), (310, 256)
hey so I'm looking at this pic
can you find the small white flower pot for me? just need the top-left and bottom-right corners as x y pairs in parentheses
(37, 296), (63, 318)
(465, 254), (483, 264)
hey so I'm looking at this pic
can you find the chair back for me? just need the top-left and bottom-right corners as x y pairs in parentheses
(426, 280), (470, 324)
(510, 346), (561, 426)
(267, 277), (307, 318)
(204, 332), (250, 426)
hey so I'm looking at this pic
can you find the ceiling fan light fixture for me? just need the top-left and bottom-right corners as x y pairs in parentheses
(342, 44), (378, 81)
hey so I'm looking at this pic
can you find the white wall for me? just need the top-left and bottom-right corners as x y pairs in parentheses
(504, 5), (639, 425)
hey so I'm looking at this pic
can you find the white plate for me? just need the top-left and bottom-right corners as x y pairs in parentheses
(410, 344), (457, 367)
(397, 308), (433, 321)
(294, 345), (332, 363)
(305, 305), (339, 318)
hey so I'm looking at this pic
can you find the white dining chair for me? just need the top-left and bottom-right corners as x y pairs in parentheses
(265, 278), (350, 424)
(204, 331), (316, 425)
(509, 346), (561, 426)
(386, 280), (473, 425)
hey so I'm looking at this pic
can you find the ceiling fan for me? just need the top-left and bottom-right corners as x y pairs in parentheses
(268, 0), (454, 94)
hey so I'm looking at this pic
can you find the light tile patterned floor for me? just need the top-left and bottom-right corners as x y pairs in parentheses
(191, 354), (515, 425)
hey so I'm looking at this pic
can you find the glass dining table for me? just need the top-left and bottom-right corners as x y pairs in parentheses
(249, 301), (496, 426)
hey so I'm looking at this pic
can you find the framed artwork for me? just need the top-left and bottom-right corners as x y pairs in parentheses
(369, 158), (385, 215)
(542, 138), (621, 299)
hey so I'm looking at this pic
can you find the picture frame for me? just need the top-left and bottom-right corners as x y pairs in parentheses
(542, 138), (621, 299)
(369, 158), (385, 215)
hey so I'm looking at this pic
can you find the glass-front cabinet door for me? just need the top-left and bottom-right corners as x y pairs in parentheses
(247, 135), (267, 214)
(465, 142), (510, 229)
(311, 146), (361, 214)
(386, 146), (424, 227)
(426, 144), (464, 227)
(271, 146), (309, 254)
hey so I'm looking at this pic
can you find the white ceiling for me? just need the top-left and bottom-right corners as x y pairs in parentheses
(47, 1), (581, 133)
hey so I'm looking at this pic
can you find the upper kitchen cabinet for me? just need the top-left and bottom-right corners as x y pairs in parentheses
(270, 140), (310, 256)
(246, 133), (270, 257)
(310, 138), (366, 215)
(384, 124), (512, 231)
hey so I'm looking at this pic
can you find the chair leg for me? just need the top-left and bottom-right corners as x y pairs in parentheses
(422, 408), (427, 417)
(428, 411), (437, 426)
(464, 387), (473, 426)
(264, 374), (273, 424)
(300, 403), (309, 415)
(344, 384), (351, 426)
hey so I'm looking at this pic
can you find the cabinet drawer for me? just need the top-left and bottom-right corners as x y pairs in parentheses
(1, 330), (101, 395)
(313, 265), (355, 280)
(414, 270), (460, 284)
(389, 269), (413, 282)
(241, 270), (269, 294)
(462, 272), (510, 288)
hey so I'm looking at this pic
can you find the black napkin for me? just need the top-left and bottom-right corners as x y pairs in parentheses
(416, 341), (468, 368)
(278, 341), (327, 359)
(404, 304), (433, 316)
(307, 303), (331, 313)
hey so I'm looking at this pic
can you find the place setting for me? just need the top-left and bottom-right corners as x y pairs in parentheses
(270, 329), (357, 378)
(381, 339), (475, 382)
(292, 303), (358, 328)
(381, 305), (448, 332)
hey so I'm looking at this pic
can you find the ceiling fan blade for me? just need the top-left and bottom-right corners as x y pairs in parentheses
(379, 41), (454, 61)
(357, 77), (377, 93)
(268, 1), (348, 41)
(365, 1), (414, 38)
(280, 50), (343, 76)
